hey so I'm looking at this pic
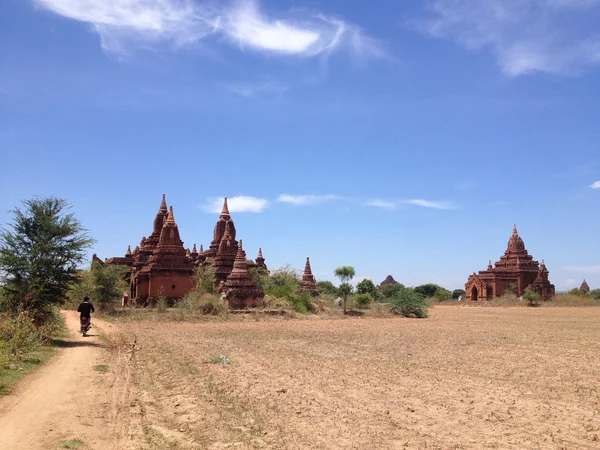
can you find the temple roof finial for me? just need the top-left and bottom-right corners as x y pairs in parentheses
(160, 193), (167, 212)
(166, 205), (175, 223)
(239, 238), (243, 249)
(126, 245), (132, 255)
(222, 197), (230, 216)
(513, 224), (518, 235)
(257, 248), (263, 258)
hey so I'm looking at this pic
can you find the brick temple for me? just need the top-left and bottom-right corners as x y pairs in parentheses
(465, 225), (555, 301)
(95, 195), (266, 307)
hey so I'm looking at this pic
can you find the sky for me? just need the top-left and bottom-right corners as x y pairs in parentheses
(1, 0), (599, 291)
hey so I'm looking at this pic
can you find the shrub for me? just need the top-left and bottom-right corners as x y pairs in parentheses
(354, 293), (372, 309)
(452, 289), (466, 299)
(316, 281), (338, 295)
(591, 289), (600, 300)
(0, 312), (41, 356)
(156, 296), (168, 313)
(287, 291), (314, 314)
(387, 288), (429, 318)
(194, 266), (218, 294)
(356, 279), (376, 296)
(380, 283), (405, 300)
(568, 288), (588, 297)
(522, 288), (541, 307)
(433, 287), (452, 301)
(264, 266), (300, 298)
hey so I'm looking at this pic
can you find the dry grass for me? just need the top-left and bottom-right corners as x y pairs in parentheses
(122, 306), (600, 449)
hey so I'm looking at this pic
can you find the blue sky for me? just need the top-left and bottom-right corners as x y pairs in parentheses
(1, 0), (599, 291)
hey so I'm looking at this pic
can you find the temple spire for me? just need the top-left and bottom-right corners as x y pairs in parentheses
(166, 205), (175, 224)
(126, 245), (132, 255)
(512, 224), (518, 236)
(221, 197), (230, 216)
(160, 193), (167, 212)
(257, 248), (263, 258)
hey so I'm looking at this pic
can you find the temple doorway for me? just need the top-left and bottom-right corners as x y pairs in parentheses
(471, 286), (478, 301)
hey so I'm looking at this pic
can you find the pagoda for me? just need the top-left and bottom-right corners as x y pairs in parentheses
(222, 240), (265, 308)
(580, 280), (590, 293)
(298, 257), (319, 295)
(133, 206), (194, 303)
(465, 225), (555, 301)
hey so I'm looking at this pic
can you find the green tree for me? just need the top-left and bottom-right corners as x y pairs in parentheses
(0, 197), (94, 323)
(387, 288), (429, 318)
(568, 287), (586, 296)
(590, 289), (600, 300)
(522, 288), (541, 307)
(316, 280), (338, 295)
(380, 283), (405, 299)
(334, 266), (355, 314)
(356, 279), (376, 297)
(452, 289), (466, 299)
(354, 293), (372, 309)
(414, 283), (442, 298)
(90, 262), (129, 306)
(264, 265), (299, 298)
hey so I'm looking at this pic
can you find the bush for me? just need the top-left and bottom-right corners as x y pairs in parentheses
(568, 288), (588, 297)
(287, 291), (314, 314)
(522, 288), (541, 307)
(380, 283), (405, 300)
(433, 287), (452, 301)
(0, 312), (41, 356)
(591, 289), (600, 300)
(354, 293), (372, 309)
(356, 279), (376, 296)
(264, 266), (300, 298)
(194, 266), (218, 294)
(180, 290), (227, 316)
(452, 289), (466, 299)
(316, 281), (338, 295)
(387, 288), (429, 318)
(156, 296), (168, 313)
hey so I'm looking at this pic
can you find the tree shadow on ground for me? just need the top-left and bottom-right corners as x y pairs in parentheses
(51, 338), (106, 349)
(345, 310), (365, 317)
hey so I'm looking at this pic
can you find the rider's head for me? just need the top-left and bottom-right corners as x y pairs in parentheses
(83, 296), (90, 302)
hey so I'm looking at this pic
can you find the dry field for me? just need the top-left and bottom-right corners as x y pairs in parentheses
(121, 306), (600, 449)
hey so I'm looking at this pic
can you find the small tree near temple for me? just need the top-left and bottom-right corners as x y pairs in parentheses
(0, 197), (94, 323)
(334, 266), (355, 314)
(522, 288), (541, 307)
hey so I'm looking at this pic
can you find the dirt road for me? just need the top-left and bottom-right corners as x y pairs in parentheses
(0, 310), (132, 450)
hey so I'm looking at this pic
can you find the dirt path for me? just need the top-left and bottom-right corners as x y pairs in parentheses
(0, 310), (133, 450)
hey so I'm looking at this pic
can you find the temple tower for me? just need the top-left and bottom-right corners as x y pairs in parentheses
(222, 239), (264, 308)
(299, 257), (319, 295)
(580, 279), (590, 293)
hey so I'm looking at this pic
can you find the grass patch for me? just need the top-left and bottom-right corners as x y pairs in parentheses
(0, 345), (57, 396)
(59, 438), (85, 448)
(93, 364), (109, 373)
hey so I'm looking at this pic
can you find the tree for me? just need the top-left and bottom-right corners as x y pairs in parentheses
(452, 289), (466, 299)
(356, 279), (376, 297)
(91, 262), (129, 305)
(387, 288), (429, 318)
(414, 283), (441, 298)
(316, 280), (338, 295)
(522, 288), (541, 307)
(568, 287), (586, 296)
(380, 283), (405, 299)
(0, 197), (94, 323)
(334, 266), (355, 314)
(590, 289), (600, 300)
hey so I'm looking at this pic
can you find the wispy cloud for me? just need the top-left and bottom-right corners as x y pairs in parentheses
(35, 0), (383, 60)
(406, 199), (456, 210)
(591, 181), (600, 189)
(277, 194), (343, 205)
(225, 81), (289, 99)
(365, 199), (397, 209)
(419, 0), (600, 76)
(564, 265), (600, 274)
(202, 196), (269, 213)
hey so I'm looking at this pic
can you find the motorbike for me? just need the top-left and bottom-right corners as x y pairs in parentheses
(80, 317), (91, 336)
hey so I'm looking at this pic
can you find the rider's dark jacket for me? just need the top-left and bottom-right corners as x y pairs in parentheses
(77, 302), (95, 318)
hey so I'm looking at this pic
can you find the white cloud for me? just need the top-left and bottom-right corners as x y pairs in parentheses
(202, 196), (269, 213)
(277, 194), (343, 205)
(35, 0), (383, 59)
(226, 81), (289, 98)
(420, 0), (600, 76)
(591, 181), (600, 188)
(406, 199), (456, 210)
(564, 265), (600, 274)
(365, 199), (397, 209)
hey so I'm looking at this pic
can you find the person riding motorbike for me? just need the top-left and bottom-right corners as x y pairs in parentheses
(77, 296), (95, 335)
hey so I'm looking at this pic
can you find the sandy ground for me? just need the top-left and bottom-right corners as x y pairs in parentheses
(0, 311), (132, 450)
(125, 306), (600, 449)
